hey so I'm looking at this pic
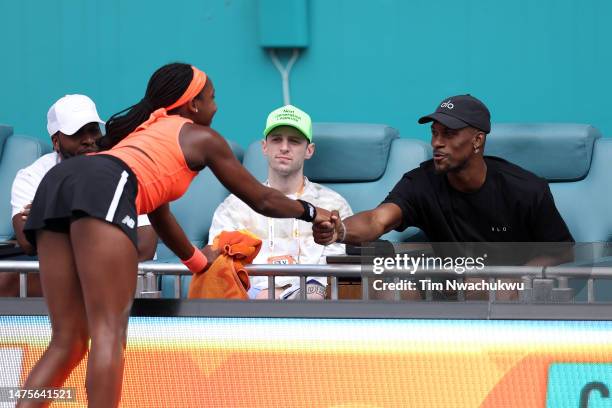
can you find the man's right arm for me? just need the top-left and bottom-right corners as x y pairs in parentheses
(11, 169), (39, 255)
(314, 203), (403, 246)
(11, 211), (34, 255)
(314, 170), (419, 246)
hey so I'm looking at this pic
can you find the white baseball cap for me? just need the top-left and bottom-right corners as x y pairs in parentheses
(47, 94), (105, 136)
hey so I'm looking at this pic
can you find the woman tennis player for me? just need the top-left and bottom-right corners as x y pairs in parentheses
(19, 62), (330, 407)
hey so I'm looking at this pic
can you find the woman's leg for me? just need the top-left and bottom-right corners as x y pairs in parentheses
(70, 217), (138, 408)
(17, 230), (89, 408)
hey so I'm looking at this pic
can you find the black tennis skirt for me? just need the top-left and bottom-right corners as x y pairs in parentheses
(24, 154), (139, 249)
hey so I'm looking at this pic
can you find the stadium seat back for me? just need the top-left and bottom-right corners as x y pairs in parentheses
(487, 123), (612, 300)
(0, 129), (52, 241)
(486, 123), (607, 242)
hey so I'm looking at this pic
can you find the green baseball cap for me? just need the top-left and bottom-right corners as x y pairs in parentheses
(263, 104), (313, 142)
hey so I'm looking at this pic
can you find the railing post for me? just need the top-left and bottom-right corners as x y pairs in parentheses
(457, 276), (465, 302)
(135, 273), (144, 298)
(551, 276), (573, 303)
(488, 277), (496, 303)
(588, 278), (595, 303)
(330, 276), (338, 300)
(268, 276), (274, 300)
(19, 272), (27, 298)
(425, 277), (432, 301)
(519, 275), (533, 304)
(393, 276), (401, 302)
(532, 279), (554, 303)
(300, 276), (307, 300)
(140, 272), (161, 298)
(362, 276), (369, 300)
(174, 275), (181, 299)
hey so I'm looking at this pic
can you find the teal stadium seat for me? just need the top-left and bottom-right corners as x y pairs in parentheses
(486, 123), (612, 300)
(486, 123), (609, 243)
(158, 141), (244, 297)
(0, 125), (52, 241)
(243, 123), (432, 242)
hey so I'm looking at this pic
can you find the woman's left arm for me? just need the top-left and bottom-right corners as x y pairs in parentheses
(148, 203), (219, 265)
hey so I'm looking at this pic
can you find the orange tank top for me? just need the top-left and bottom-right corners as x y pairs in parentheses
(102, 108), (198, 214)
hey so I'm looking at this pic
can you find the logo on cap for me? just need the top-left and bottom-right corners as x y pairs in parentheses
(263, 104), (313, 142)
(440, 100), (454, 109)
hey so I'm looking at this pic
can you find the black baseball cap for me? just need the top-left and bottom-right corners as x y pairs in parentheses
(418, 94), (491, 133)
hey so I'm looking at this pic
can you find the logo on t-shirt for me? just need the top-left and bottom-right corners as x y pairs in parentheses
(491, 225), (509, 232)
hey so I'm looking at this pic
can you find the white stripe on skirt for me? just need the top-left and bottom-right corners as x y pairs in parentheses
(105, 170), (129, 222)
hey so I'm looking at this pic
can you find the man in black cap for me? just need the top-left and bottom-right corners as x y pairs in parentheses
(313, 94), (574, 300)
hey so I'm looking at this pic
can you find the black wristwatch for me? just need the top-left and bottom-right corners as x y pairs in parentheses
(297, 199), (317, 222)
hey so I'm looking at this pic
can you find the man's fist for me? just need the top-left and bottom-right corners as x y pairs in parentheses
(313, 209), (343, 245)
(20, 203), (32, 221)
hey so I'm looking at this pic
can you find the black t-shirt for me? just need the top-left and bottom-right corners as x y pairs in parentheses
(382, 157), (574, 264)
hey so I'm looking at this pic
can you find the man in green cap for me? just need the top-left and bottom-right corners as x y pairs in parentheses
(208, 105), (353, 299)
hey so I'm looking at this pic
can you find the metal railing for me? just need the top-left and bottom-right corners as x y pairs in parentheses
(2, 260), (612, 303)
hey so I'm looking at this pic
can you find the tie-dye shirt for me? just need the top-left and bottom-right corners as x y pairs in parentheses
(208, 178), (353, 290)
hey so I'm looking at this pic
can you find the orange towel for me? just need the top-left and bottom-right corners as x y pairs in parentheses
(188, 230), (262, 299)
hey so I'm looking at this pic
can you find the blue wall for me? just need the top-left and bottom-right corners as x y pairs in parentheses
(0, 0), (610, 147)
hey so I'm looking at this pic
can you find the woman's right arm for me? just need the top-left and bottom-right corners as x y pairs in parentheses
(189, 126), (328, 222)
